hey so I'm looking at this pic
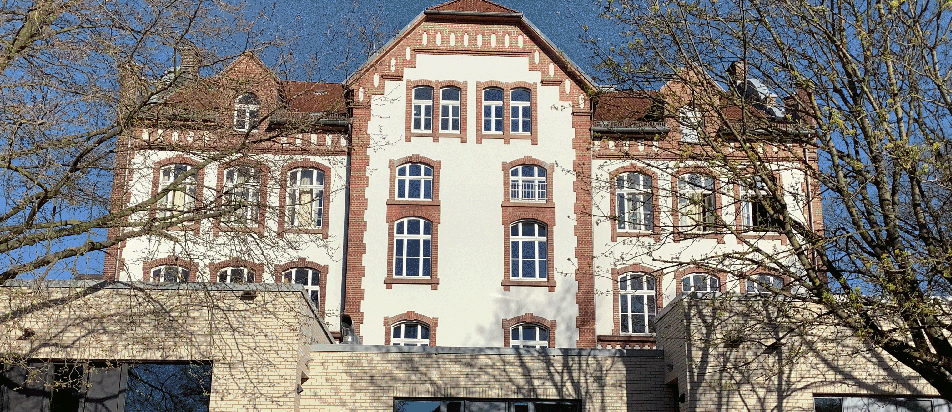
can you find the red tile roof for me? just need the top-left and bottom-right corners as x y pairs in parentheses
(593, 91), (661, 124)
(281, 81), (346, 115)
(427, 0), (518, 13)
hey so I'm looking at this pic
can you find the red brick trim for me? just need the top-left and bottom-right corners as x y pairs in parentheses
(502, 313), (556, 348)
(611, 263), (663, 336)
(502, 214), (556, 292)
(277, 160), (332, 239)
(671, 168), (726, 243)
(389, 155), (442, 202)
(501, 156), (554, 205)
(209, 258), (264, 283)
(344, 105), (371, 337)
(141, 257), (200, 282)
(732, 171), (787, 245)
(385, 213), (440, 290)
(674, 267), (727, 294)
(383, 311), (438, 346)
(150, 155), (205, 234)
(405, 81), (468, 142)
(608, 165), (662, 242)
(475, 81), (539, 145)
(275, 258), (329, 317)
(572, 111), (596, 348)
(212, 159), (271, 235)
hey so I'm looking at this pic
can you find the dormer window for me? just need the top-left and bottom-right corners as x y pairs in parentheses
(679, 106), (703, 143)
(234, 93), (260, 132)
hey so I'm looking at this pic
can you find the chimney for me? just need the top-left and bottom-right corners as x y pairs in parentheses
(727, 61), (747, 89)
(178, 41), (202, 78)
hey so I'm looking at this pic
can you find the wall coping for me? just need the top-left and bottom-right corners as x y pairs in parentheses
(2, 279), (336, 343)
(311, 344), (664, 357)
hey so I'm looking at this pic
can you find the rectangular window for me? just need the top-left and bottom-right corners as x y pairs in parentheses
(395, 399), (580, 412)
(814, 396), (948, 412)
(440, 87), (461, 133)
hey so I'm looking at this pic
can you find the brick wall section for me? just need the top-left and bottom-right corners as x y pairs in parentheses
(302, 346), (676, 412)
(656, 297), (944, 412)
(573, 110), (596, 348)
(0, 281), (330, 412)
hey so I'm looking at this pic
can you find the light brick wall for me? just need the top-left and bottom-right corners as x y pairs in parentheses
(0, 281), (331, 412)
(656, 296), (944, 412)
(302, 346), (676, 412)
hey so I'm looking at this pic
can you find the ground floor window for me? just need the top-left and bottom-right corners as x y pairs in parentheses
(1, 361), (212, 412)
(395, 399), (579, 412)
(814, 396), (950, 412)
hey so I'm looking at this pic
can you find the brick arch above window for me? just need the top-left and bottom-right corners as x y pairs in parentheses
(674, 267), (727, 294)
(501, 156), (554, 206)
(214, 159), (271, 235)
(740, 268), (789, 295)
(142, 256), (200, 282)
(275, 258), (329, 317)
(383, 311), (438, 346)
(278, 160), (332, 238)
(209, 258), (264, 283)
(609, 165), (661, 241)
(405, 80), (468, 142)
(150, 155), (206, 233)
(501, 313), (556, 348)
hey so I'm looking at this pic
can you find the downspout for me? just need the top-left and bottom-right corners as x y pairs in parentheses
(339, 121), (353, 337)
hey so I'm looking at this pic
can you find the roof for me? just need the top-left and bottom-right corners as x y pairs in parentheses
(426, 0), (518, 13)
(593, 91), (663, 126)
(281, 81), (346, 114)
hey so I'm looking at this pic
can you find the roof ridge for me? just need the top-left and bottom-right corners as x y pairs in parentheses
(426, 0), (518, 13)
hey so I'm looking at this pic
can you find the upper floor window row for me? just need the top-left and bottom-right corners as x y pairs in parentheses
(483, 87), (531, 134)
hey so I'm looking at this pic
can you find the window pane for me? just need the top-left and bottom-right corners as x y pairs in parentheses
(523, 326), (536, 341)
(414, 87), (432, 100)
(407, 219), (420, 235)
(125, 363), (213, 412)
(484, 88), (503, 101)
(442, 87), (460, 100)
(408, 180), (421, 198)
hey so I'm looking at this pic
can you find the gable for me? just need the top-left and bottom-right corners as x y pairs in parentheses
(427, 0), (518, 13)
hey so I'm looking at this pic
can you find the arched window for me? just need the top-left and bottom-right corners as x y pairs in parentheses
(509, 165), (546, 201)
(158, 164), (196, 217)
(439, 87), (461, 133)
(287, 168), (325, 228)
(510, 323), (549, 348)
(396, 163), (433, 200)
(510, 88), (531, 133)
(412, 86), (433, 132)
(218, 266), (255, 283)
(619, 273), (656, 334)
(679, 106), (702, 143)
(746, 274), (784, 295)
(616, 172), (653, 231)
(234, 93), (260, 132)
(151, 265), (189, 282)
(742, 176), (782, 232)
(223, 166), (260, 225)
(391, 321), (430, 346)
(394, 217), (432, 278)
(483, 88), (504, 133)
(682, 273), (719, 294)
(510, 220), (547, 279)
(678, 173), (716, 232)
(284, 267), (321, 307)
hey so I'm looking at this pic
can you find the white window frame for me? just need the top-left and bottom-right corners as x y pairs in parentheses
(746, 274), (784, 295)
(412, 86), (433, 132)
(742, 176), (781, 232)
(616, 172), (653, 232)
(223, 166), (260, 225)
(510, 220), (547, 279)
(391, 321), (430, 346)
(678, 173), (717, 232)
(288, 168), (325, 228)
(679, 106), (702, 143)
(284, 267), (321, 307)
(234, 93), (260, 132)
(509, 165), (547, 202)
(682, 273), (720, 294)
(218, 266), (255, 283)
(483, 88), (504, 133)
(439, 87), (461, 133)
(158, 164), (196, 217)
(395, 163), (433, 200)
(619, 273), (656, 334)
(151, 265), (189, 282)
(510, 88), (531, 134)
(510, 323), (549, 348)
(394, 217), (432, 278)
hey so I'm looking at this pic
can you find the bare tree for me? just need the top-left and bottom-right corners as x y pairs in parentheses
(590, 0), (952, 399)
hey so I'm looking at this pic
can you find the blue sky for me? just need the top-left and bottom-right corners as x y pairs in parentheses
(255, 0), (616, 83)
